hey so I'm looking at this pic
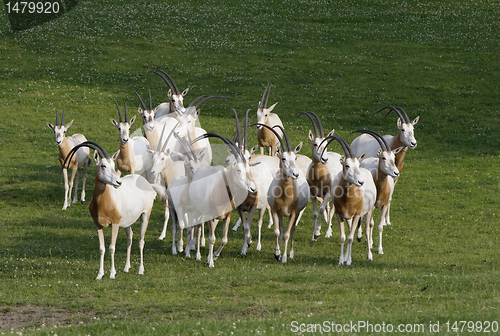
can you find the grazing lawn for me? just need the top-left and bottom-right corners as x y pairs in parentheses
(0, 0), (499, 334)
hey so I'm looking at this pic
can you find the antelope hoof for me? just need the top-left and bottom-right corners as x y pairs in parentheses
(357, 236), (362, 242)
(274, 253), (281, 261)
(378, 248), (384, 255)
(312, 234), (319, 242)
(96, 271), (104, 280)
(138, 266), (144, 275)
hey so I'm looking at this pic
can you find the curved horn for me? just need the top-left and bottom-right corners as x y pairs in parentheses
(55, 108), (59, 126)
(157, 70), (180, 95)
(253, 123), (286, 154)
(297, 111), (318, 137)
(264, 83), (272, 109)
(374, 106), (405, 124)
(232, 108), (242, 151)
(150, 71), (175, 94)
(114, 100), (122, 122)
(186, 132), (199, 161)
(352, 130), (390, 151)
(62, 140), (110, 170)
(134, 90), (147, 110)
(308, 111), (324, 138)
(61, 108), (65, 126)
(259, 83), (270, 109)
(194, 133), (244, 162)
(161, 122), (180, 153)
(396, 107), (411, 123)
(173, 132), (193, 161)
(273, 125), (290, 152)
(244, 108), (251, 151)
(148, 89), (153, 111)
(320, 135), (353, 159)
(187, 95), (231, 109)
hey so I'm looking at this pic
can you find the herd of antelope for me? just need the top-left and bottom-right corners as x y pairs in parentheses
(46, 71), (419, 280)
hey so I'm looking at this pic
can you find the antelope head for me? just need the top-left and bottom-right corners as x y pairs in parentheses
(135, 89), (159, 131)
(256, 83), (278, 129)
(111, 102), (136, 144)
(151, 70), (189, 115)
(46, 108), (74, 147)
(321, 136), (365, 187)
(298, 111), (335, 164)
(375, 106), (419, 149)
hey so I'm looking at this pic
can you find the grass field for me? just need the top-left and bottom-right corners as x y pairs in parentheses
(1, 0), (499, 334)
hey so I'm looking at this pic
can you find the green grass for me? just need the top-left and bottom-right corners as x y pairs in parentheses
(1, 0), (499, 334)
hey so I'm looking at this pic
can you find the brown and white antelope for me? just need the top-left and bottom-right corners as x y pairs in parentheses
(298, 111), (343, 241)
(257, 123), (310, 263)
(321, 136), (376, 265)
(110, 102), (153, 181)
(352, 130), (402, 255)
(63, 141), (156, 280)
(255, 83), (284, 156)
(46, 108), (90, 210)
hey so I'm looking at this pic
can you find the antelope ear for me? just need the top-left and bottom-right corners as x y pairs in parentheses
(377, 149), (383, 157)
(93, 151), (101, 164)
(358, 152), (368, 161)
(168, 89), (173, 98)
(64, 119), (74, 129)
(327, 129), (335, 137)
(293, 141), (303, 154)
(111, 151), (120, 161)
(46, 122), (55, 130)
(171, 151), (186, 162)
(138, 107), (144, 115)
(308, 130), (315, 141)
(182, 88), (189, 96)
(340, 155), (345, 163)
(110, 118), (119, 127)
(250, 145), (259, 154)
(153, 106), (160, 114)
(129, 115), (136, 125)
(412, 116), (420, 125)
(249, 161), (261, 167)
(267, 102), (278, 113)
(146, 149), (155, 155)
(392, 146), (404, 154)
(397, 118), (403, 129)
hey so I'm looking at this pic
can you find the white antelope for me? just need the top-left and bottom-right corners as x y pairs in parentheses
(46, 108), (90, 210)
(110, 102), (152, 180)
(350, 106), (419, 225)
(298, 111), (342, 241)
(353, 130), (402, 255)
(63, 141), (156, 280)
(321, 136), (376, 265)
(190, 133), (258, 267)
(255, 83), (284, 156)
(257, 123), (310, 263)
(150, 70), (189, 119)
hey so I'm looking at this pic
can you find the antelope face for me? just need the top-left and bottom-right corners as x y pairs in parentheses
(170, 94), (186, 115)
(139, 108), (156, 131)
(342, 157), (364, 187)
(377, 150), (400, 178)
(150, 151), (167, 178)
(53, 126), (66, 146)
(311, 136), (329, 164)
(98, 158), (122, 188)
(280, 152), (300, 180)
(398, 117), (419, 149)
(232, 161), (256, 193)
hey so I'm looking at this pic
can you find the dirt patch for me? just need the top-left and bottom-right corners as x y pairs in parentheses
(0, 305), (98, 331)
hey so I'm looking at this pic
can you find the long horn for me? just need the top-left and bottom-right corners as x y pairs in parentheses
(173, 132), (193, 161)
(297, 111), (318, 137)
(259, 83), (270, 109)
(158, 70), (180, 95)
(319, 135), (353, 159)
(148, 89), (153, 111)
(150, 71), (175, 94)
(308, 111), (324, 138)
(272, 125), (290, 152)
(374, 106), (405, 124)
(134, 90), (147, 110)
(253, 123), (286, 154)
(55, 108), (59, 126)
(187, 95), (231, 109)
(161, 122), (180, 153)
(352, 130), (390, 151)
(186, 132), (199, 161)
(61, 108), (65, 126)
(265, 83), (271, 109)
(396, 107), (411, 123)
(193, 133), (244, 162)
(232, 108), (242, 151)
(62, 141), (109, 170)
(157, 123), (167, 152)
(115, 100), (122, 122)
(244, 108), (251, 151)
